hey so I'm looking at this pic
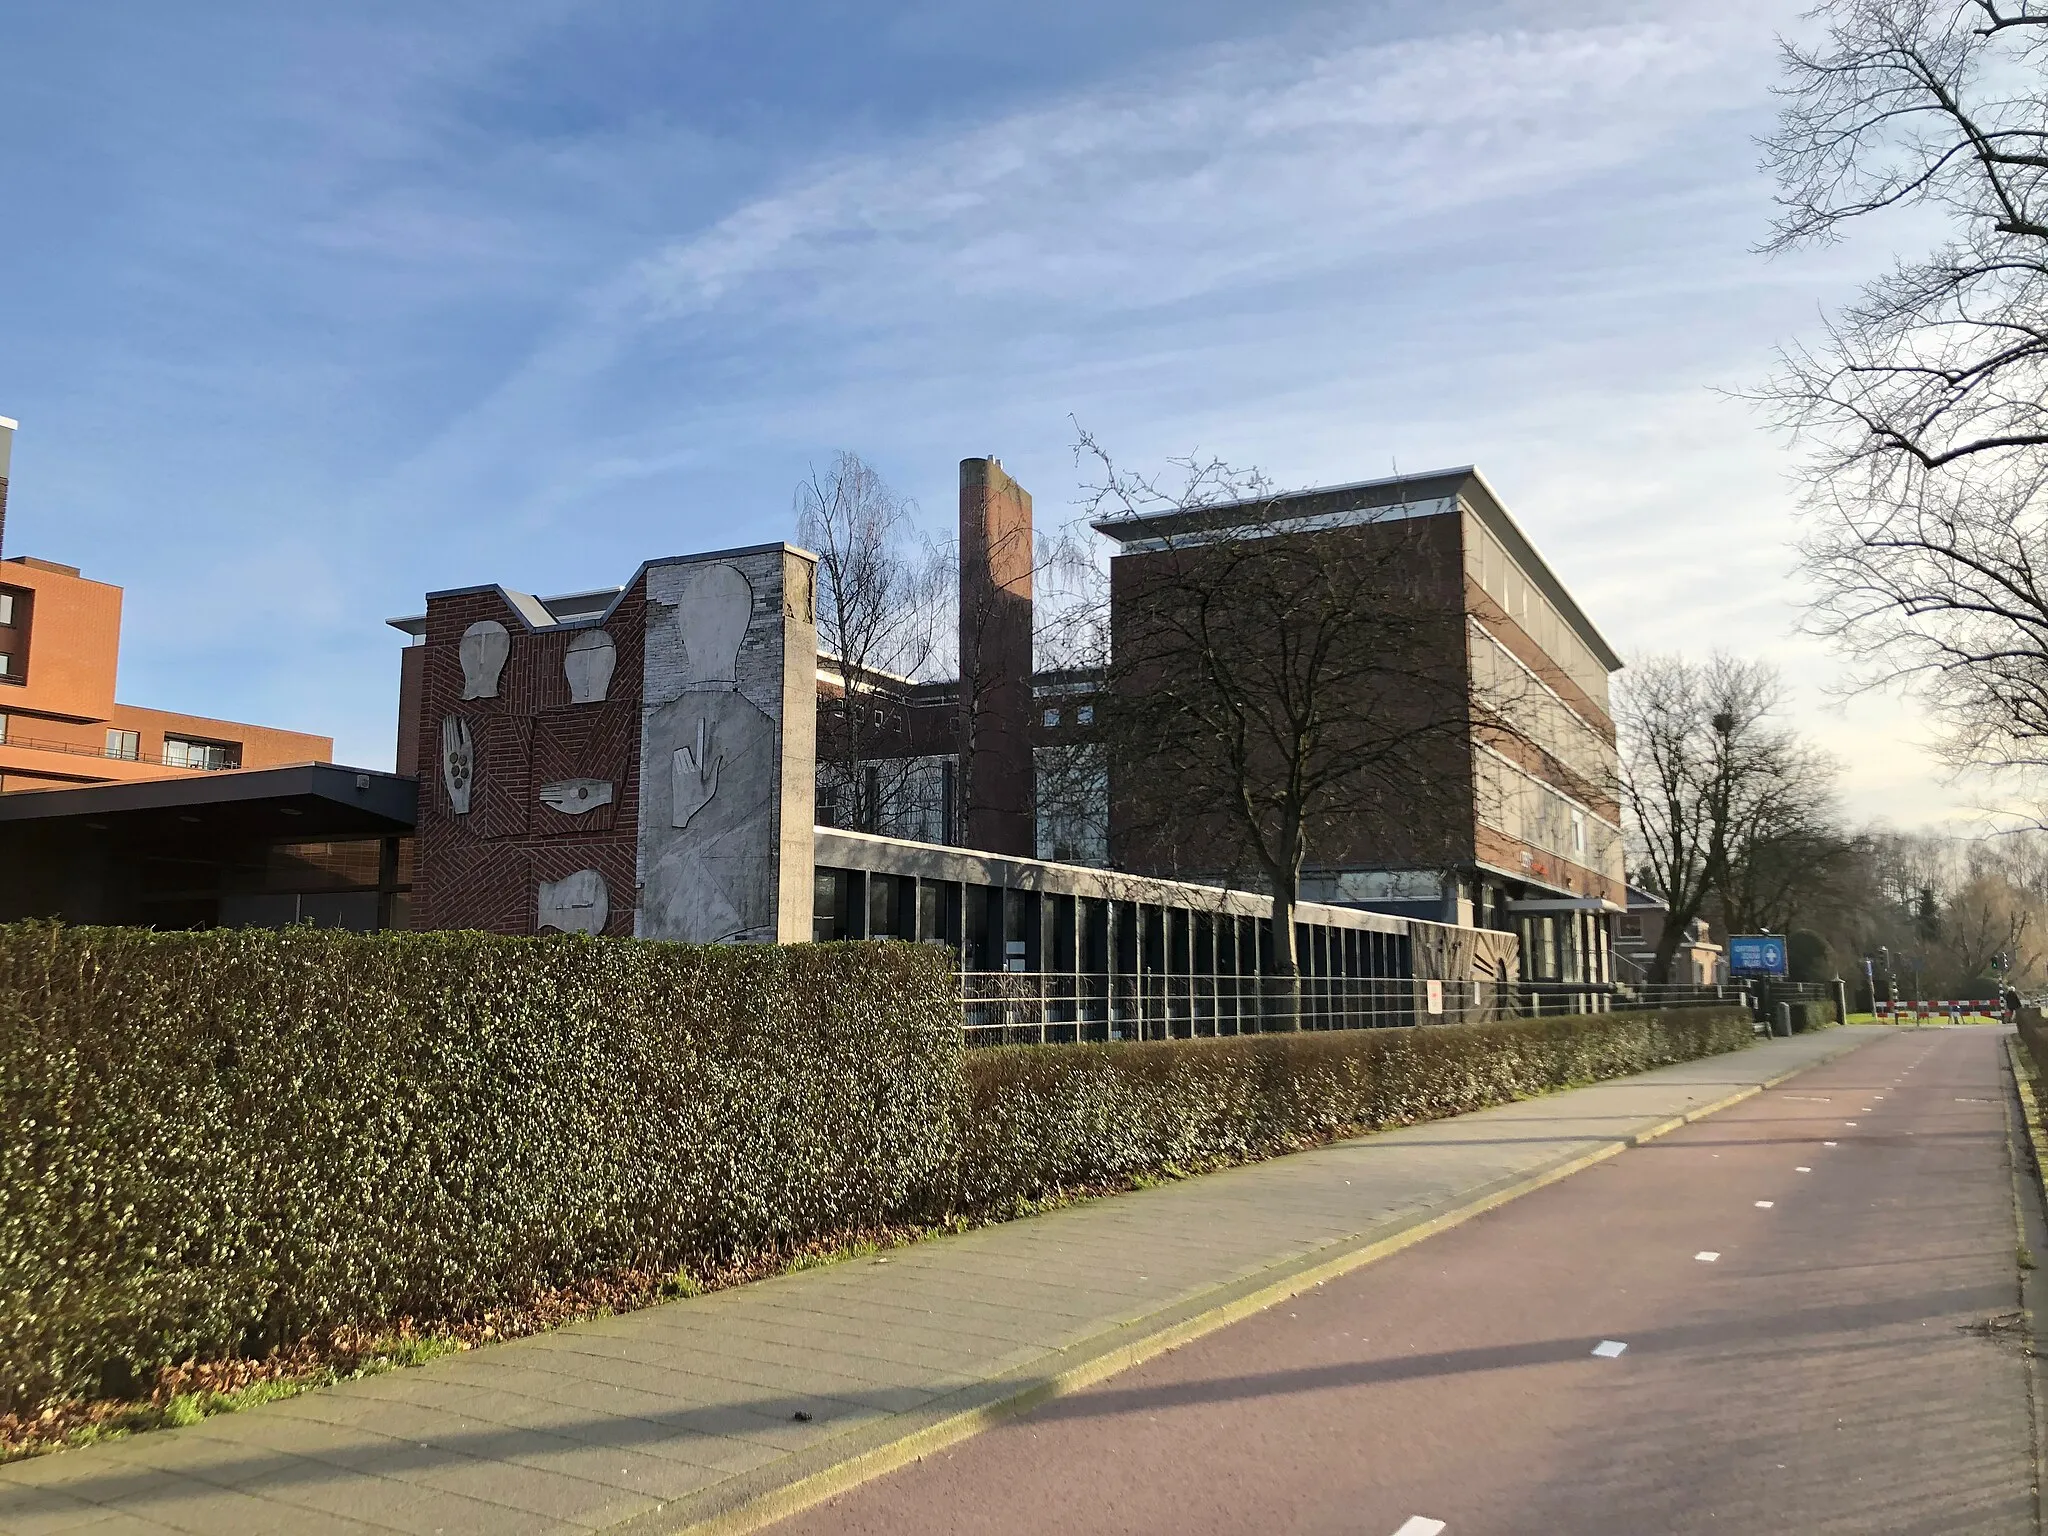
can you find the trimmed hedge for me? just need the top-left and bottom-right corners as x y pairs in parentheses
(1785, 1000), (1837, 1033)
(957, 1008), (1754, 1211)
(0, 920), (1753, 1416)
(0, 924), (957, 1414)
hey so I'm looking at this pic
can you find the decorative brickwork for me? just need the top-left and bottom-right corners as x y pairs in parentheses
(410, 585), (648, 937)
(407, 546), (817, 942)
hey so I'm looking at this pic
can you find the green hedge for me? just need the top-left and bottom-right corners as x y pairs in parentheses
(0, 920), (1753, 1417)
(1786, 999), (1837, 1033)
(957, 1008), (1754, 1211)
(0, 924), (958, 1414)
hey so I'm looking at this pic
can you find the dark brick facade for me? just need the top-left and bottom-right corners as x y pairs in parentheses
(408, 584), (646, 936)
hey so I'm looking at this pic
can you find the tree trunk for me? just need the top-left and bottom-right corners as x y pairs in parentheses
(1648, 920), (1683, 986)
(1265, 886), (1302, 1032)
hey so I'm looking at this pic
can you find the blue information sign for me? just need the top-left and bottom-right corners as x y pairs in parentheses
(1729, 935), (1788, 976)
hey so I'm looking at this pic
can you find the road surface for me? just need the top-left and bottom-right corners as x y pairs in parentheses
(773, 1029), (2036, 1536)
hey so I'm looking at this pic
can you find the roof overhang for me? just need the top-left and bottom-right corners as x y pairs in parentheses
(0, 762), (417, 835)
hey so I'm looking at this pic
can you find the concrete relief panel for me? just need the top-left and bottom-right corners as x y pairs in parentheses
(537, 869), (609, 935)
(459, 621), (510, 700)
(564, 630), (616, 704)
(440, 716), (475, 815)
(638, 558), (783, 942)
(676, 564), (750, 686)
(539, 778), (613, 815)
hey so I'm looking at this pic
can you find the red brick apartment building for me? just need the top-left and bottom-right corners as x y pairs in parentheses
(0, 417), (332, 792)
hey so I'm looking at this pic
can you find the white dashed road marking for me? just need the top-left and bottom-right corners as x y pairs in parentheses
(1393, 1519), (1447, 1536)
(1592, 1340), (1628, 1358)
(1695, 1251), (1720, 1262)
(1755, 1201), (1775, 1209)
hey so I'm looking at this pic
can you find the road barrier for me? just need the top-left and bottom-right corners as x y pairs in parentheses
(1874, 999), (2010, 1024)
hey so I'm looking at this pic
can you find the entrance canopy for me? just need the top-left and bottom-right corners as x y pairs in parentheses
(0, 763), (417, 930)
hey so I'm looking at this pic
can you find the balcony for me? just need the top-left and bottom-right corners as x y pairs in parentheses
(0, 729), (237, 773)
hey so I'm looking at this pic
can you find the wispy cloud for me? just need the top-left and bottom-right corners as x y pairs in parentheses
(632, 14), (1765, 324)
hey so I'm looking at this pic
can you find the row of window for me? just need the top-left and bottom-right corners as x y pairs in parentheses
(1472, 745), (1625, 882)
(104, 729), (240, 769)
(0, 586), (24, 685)
(1465, 519), (1611, 711)
(813, 866), (1415, 980)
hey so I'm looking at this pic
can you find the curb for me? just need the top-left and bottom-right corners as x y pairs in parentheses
(619, 1029), (1888, 1536)
(2002, 1035), (2048, 1534)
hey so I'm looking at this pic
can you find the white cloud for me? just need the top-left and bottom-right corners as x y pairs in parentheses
(631, 13), (1774, 325)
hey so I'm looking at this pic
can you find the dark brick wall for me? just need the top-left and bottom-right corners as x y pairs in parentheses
(409, 584), (646, 935)
(959, 458), (1035, 856)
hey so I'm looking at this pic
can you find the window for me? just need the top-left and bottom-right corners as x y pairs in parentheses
(0, 592), (12, 625)
(1076, 705), (1094, 726)
(0, 656), (9, 677)
(164, 736), (239, 771)
(0, 714), (7, 744)
(105, 729), (140, 761)
(1042, 708), (1060, 728)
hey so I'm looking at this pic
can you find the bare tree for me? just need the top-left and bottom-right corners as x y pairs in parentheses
(1762, 1), (2048, 791)
(1618, 654), (1840, 982)
(1076, 433), (1479, 1026)
(796, 453), (945, 836)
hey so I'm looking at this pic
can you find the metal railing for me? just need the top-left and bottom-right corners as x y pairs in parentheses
(958, 973), (1746, 1046)
(0, 729), (236, 772)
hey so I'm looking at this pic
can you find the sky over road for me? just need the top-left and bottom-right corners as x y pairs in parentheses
(0, 0), (1970, 822)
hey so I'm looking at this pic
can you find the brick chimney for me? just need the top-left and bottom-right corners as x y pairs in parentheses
(958, 456), (1035, 855)
(0, 415), (14, 561)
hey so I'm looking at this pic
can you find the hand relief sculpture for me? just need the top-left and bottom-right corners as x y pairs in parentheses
(538, 778), (613, 815)
(440, 716), (474, 815)
(671, 715), (723, 829)
(459, 621), (510, 700)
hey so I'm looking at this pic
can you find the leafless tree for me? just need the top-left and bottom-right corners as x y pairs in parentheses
(1618, 654), (1841, 981)
(1761, 1), (2048, 793)
(796, 452), (946, 835)
(1075, 432), (1480, 1027)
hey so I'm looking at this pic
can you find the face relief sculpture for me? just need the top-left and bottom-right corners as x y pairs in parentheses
(640, 562), (780, 942)
(440, 716), (474, 815)
(459, 621), (511, 700)
(677, 564), (751, 685)
(564, 630), (616, 704)
(537, 869), (609, 935)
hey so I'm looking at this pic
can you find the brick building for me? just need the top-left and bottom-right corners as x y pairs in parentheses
(392, 545), (817, 942)
(0, 417), (333, 793)
(799, 460), (1625, 990)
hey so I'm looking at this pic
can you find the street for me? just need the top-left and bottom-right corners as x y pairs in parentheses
(774, 1029), (2037, 1536)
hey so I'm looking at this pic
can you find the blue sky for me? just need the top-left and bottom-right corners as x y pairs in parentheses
(0, 0), (1965, 822)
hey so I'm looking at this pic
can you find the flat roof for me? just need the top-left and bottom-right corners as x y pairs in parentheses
(0, 762), (416, 832)
(1091, 465), (1623, 674)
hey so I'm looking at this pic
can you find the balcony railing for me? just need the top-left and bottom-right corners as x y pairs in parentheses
(0, 730), (237, 772)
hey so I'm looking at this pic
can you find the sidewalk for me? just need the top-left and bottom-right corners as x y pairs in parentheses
(0, 1026), (1883, 1536)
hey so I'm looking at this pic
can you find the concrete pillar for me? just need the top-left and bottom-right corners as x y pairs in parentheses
(636, 543), (819, 943)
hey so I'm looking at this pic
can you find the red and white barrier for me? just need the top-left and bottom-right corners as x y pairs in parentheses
(1875, 999), (2009, 1022)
